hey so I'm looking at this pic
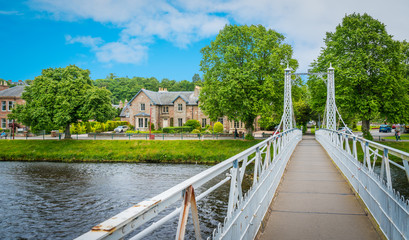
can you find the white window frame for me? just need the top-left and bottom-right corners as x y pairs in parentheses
(1, 101), (6, 111)
(178, 118), (183, 127)
(202, 118), (207, 128)
(140, 103), (145, 111)
(178, 104), (183, 112)
(8, 101), (14, 111)
(138, 118), (144, 128)
(163, 106), (169, 113)
(234, 121), (240, 129)
(1, 118), (6, 128)
(145, 118), (148, 128)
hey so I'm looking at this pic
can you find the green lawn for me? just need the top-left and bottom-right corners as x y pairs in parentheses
(0, 140), (260, 164)
(382, 134), (409, 140)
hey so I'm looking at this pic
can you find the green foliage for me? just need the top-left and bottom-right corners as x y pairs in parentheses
(162, 126), (193, 133)
(205, 124), (212, 131)
(184, 119), (201, 130)
(94, 73), (203, 104)
(70, 121), (130, 134)
(191, 129), (201, 134)
(10, 65), (115, 139)
(308, 13), (409, 137)
(200, 24), (298, 135)
(245, 133), (255, 140)
(213, 122), (223, 133)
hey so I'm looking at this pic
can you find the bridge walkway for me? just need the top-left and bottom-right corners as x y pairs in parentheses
(258, 135), (382, 240)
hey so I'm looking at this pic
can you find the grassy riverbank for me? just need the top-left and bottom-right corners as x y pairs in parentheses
(0, 140), (260, 164)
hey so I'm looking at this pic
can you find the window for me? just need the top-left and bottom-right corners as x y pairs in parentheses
(8, 101), (14, 111)
(178, 118), (183, 127)
(178, 104), (183, 111)
(1, 101), (5, 111)
(1, 118), (5, 128)
(126, 111), (129, 118)
(234, 121), (240, 129)
(218, 118), (224, 125)
(145, 118), (148, 128)
(140, 103), (145, 111)
(138, 118), (144, 128)
(202, 118), (207, 128)
(162, 106), (169, 113)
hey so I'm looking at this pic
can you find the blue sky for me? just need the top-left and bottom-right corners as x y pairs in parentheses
(1, 0), (408, 82)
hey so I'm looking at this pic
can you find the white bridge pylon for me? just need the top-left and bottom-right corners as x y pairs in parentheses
(282, 64), (338, 131)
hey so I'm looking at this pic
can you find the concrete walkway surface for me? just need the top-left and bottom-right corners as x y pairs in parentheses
(258, 135), (382, 240)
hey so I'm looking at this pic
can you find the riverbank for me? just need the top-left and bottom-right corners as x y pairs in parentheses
(0, 140), (260, 164)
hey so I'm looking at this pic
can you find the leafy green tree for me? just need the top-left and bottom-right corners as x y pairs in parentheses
(11, 65), (116, 139)
(200, 24), (297, 135)
(308, 13), (409, 138)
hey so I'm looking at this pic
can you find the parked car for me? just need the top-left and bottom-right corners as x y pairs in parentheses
(379, 125), (392, 133)
(114, 125), (129, 133)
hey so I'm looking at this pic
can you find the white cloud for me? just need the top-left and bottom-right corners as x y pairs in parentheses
(0, 10), (22, 15)
(29, 0), (409, 69)
(65, 35), (103, 49)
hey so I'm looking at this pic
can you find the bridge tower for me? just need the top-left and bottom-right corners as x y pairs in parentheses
(326, 64), (336, 130)
(283, 66), (293, 131)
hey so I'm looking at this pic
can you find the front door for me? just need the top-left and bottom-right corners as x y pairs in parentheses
(163, 118), (168, 128)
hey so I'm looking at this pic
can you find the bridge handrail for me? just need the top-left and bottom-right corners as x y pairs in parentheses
(76, 128), (302, 240)
(316, 128), (409, 240)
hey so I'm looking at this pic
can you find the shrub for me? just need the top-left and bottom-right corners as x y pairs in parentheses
(191, 129), (200, 134)
(245, 133), (254, 140)
(163, 126), (193, 133)
(213, 122), (223, 133)
(184, 119), (201, 130)
(205, 124), (212, 131)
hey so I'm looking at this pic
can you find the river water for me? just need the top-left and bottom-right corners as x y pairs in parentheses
(0, 162), (232, 240)
(0, 161), (407, 240)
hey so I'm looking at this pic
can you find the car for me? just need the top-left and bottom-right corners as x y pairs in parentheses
(392, 124), (396, 129)
(114, 125), (129, 133)
(379, 125), (392, 133)
(337, 127), (352, 133)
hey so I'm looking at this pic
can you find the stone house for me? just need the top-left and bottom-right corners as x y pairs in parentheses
(120, 86), (252, 133)
(0, 81), (25, 129)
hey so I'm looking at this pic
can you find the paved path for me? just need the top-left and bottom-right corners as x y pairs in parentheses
(258, 135), (382, 240)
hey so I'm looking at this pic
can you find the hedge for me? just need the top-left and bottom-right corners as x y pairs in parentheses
(163, 126), (193, 133)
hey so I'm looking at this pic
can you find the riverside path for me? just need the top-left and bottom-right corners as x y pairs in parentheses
(258, 135), (381, 240)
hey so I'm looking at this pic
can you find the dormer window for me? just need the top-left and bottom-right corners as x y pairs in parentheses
(178, 104), (183, 111)
(141, 103), (145, 111)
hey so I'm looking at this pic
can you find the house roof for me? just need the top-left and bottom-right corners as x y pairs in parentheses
(0, 86), (25, 97)
(135, 112), (150, 117)
(119, 105), (129, 117)
(128, 89), (199, 106)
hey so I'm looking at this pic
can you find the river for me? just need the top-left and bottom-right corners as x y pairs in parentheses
(0, 162), (232, 240)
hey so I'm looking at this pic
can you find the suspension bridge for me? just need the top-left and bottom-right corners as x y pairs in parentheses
(76, 66), (409, 240)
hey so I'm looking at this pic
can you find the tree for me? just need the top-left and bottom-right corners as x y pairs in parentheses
(11, 65), (116, 139)
(200, 24), (297, 136)
(308, 13), (409, 139)
(184, 119), (201, 130)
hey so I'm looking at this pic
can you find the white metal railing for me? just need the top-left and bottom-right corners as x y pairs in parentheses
(316, 129), (409, 240)
(75, 128), (302, 240)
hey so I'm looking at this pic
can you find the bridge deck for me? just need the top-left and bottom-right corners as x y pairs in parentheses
(258, 135), (382, 240)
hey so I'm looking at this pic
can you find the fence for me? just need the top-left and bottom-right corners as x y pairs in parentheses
(0, 131), (249, 140)
(75, 128), (302, 240)
(316, 129), (409, 239)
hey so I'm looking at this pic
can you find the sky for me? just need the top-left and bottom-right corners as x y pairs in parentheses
(1, 0), (408, 82)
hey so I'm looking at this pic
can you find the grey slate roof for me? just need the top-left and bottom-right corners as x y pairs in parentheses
(119, 105), (129, 117)
(129, 89), (199, 106)
(0, 86), (25, 97)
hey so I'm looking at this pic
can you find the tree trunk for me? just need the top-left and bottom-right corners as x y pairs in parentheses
(64, 123), (72, 139)
(362, 119), (370, 133)
(361, 119), (373, 140)
(245, 119), (254, 138)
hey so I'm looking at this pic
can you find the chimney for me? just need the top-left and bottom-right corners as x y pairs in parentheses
(0, 80), (9, 91)
(193, 86), (201, 97)
(158, 87), (168, 92)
